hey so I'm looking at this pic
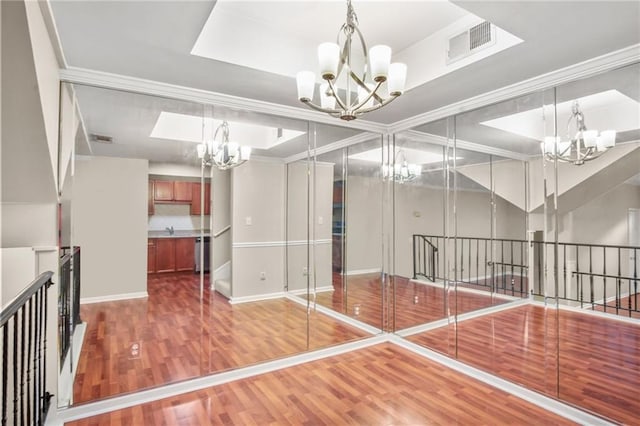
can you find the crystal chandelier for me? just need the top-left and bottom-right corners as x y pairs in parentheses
(197, 121), (251, 170)
(543, 101), (616, 166)
(296, 0), (407, 121)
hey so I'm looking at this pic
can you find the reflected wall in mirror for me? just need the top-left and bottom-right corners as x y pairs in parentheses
(398, 62), (640, 424)
(58, 84), (372, 408)
(553, 62), (640, 424)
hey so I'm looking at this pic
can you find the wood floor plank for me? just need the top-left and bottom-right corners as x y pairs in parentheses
(74, 273), (368, 404)
(409, 304), (640, 425)
(66, 344), (575, 426)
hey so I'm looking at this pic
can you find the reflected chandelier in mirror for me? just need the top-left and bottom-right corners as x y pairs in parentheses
(542, 100), (616, 166)
(197, 121), (252, 170)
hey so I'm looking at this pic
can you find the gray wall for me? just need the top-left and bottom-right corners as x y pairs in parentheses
(73, 156), (148, 299)
(231, 160), (285, 299)
(212, 168), (231, 272)
(286, 161), (333, 292)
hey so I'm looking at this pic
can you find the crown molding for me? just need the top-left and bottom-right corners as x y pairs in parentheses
(59, 67), (388, 134)
(404, 130), (531, 162)
(388, 44), (640, 134)
(284, 132), (381, 163)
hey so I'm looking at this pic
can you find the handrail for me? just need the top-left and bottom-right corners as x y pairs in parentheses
(0, 271), (53, 326)
(213, 225), (231, 238)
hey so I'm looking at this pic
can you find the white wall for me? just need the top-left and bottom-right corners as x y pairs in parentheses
(73, 156), (148, 299)
(286, 161), (333, 292)
(149, 162), (203, 178)
(393, 181), (526, 279)
(345, 175), (383, 274)
(231, 160), (285, 299)
(212, 168), (231, 272)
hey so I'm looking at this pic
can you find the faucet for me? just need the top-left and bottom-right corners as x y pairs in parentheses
(165, 226), (174, 235)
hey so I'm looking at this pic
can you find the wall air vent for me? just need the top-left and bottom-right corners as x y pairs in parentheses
(90, 134), (113, 144)
(447, 21), (496, 64)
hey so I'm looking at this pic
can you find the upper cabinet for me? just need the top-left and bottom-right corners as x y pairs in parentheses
(148, 180), (155, 215)
(153, 180), (192, 203)
(173, 181), (192, 202)
(154, 180), (174, 201)
(190, 182), (211, 216)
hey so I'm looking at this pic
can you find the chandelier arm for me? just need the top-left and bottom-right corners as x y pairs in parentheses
(354, 93), (400, 115)
(352, 25), (369, 85)
(301, 98), (342, 115)
(327, 79), (349, 111)
(349, 80), (383, 112)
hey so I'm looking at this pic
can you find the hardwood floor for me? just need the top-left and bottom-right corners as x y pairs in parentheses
(408, 304), (640, 425)
(309, 273), (514, 331)
(66, 343), (575, 426)
(73, 273), (368, 404)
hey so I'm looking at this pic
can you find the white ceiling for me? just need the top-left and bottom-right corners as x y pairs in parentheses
(50, 1), (640, 163)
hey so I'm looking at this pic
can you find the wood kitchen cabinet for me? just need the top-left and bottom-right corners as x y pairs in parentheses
(154, 180), (174, 201)
(148, 237), (195, 273)
(155, 238), (176, 273)
(173, 181), (192, 202)
(175, 238), (195, 272)
(148, 180), (155, 215)
(153, 180), (193, 203)
(147, 239), (157, 273)
(190, 182), (211, 215)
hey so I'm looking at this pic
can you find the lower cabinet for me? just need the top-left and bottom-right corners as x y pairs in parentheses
(175, 238), (195, 272)
(155, 238), (176, 273)
(148, 237), (195, 273)
(148, 239), (157, 273)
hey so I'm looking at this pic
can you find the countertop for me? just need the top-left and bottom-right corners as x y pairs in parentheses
(148, 230), (211, 239)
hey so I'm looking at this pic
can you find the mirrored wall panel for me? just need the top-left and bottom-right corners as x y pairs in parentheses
(58, 84), (372, 407)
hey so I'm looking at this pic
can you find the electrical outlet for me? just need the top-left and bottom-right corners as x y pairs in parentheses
(302, 266), (308, 276)
(260, 271), (266, 280)
(245, 216), (252, 226)
(318, 216), (324, 225)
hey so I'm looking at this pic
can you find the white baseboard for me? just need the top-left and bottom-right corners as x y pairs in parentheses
(229, 292), (285, 304)
(341, 268), (381, 276)
(288, 285), (334, 296)
(80, 291), (148, 304)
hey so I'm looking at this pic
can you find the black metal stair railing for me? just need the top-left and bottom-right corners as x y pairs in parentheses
(412, 234), (529, 296)
(1, 271), (54, 425)
(59, 246), (82, 370)
(411, 234), (639, 315)
(412, 235), (438, 282)
(532, 241), (639, 316)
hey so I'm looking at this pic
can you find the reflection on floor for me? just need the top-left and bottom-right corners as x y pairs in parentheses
(73, 272), (368, 404)
(408, 304), (640, 425)
(309, 273), (515, 331)
(66, 343), (574, 426)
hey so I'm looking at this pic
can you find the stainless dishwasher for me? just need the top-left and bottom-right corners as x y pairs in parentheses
(194, 236), (210, 273)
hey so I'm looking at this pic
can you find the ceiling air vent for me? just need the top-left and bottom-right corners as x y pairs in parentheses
(447, 21), (495, 64)
(90, 134), (113, 144)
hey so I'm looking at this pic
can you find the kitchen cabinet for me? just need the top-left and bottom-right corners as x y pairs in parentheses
(147, 239), (157, 273)
(190, 182), (211, 215)
(148, 180), (155, 215)
(154, 180), (174, 201)
(148, 237), (195, 273)
(173, 181), (192, 202)
(155, 238), (176, 273)
(175, 238), (195, 272)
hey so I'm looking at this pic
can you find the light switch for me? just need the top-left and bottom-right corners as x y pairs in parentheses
(245, 216), (252, 226)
